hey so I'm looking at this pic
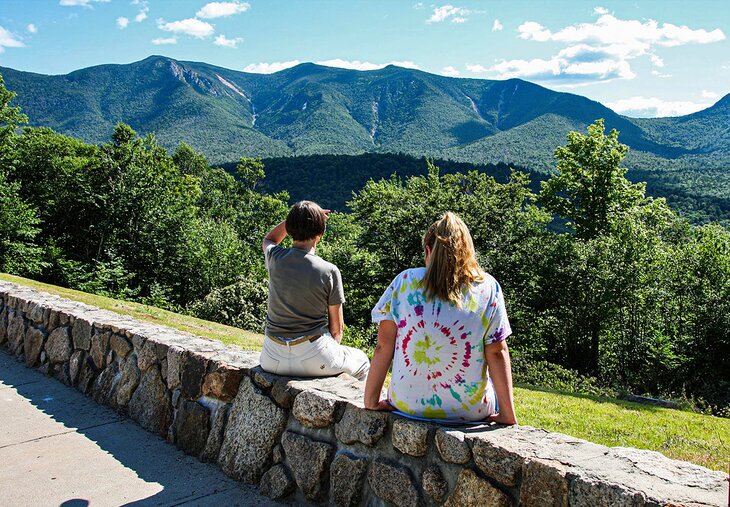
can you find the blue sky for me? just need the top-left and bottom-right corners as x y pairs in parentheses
(0, 0), (728, 117)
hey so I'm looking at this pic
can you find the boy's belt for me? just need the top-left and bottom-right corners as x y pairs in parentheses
(266, 334), (321, 346)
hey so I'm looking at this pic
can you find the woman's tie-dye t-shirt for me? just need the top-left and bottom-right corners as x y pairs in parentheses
(371, 267), (511, 421)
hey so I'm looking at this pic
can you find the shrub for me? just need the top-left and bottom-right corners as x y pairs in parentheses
(511, 351), (614, 397)
(190, 275), (268, 332)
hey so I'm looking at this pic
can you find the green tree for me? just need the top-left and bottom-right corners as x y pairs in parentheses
(540, 119), (645, 240)
(317, 212), (382, 329)
(538, 121), (690, 378)
(91, 124), (201, 304)
(172, 145), (240, 223)
(0, 72), (28, 164)
(0, 170), (44, 274)
(12, 127), (98, 252)
(544, 199), (682, 380)
(236, 156), (265, 191)
(672, 223), (730, 410)
(349, 161), (553, 346)
(173, 142), (209, 178)
(0, 73), (43, 275)
(179, 217), (247, 303)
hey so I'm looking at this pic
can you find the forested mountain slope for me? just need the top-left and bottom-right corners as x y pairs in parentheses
(3, 55), (728, 169)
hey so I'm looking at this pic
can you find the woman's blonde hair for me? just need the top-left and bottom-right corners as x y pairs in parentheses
(423, 212), (485, 307)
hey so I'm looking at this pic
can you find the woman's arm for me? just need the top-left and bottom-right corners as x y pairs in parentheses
(262, 220), (287, 255)
(364, 320), (397, 410)
(328, 304), (344, 342)
(485, 339), (518, 425)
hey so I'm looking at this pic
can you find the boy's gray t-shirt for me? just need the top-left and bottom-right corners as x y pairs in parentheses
(265, 245), (345, 338)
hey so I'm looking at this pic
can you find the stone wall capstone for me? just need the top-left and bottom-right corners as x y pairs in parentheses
(0, 280), (727, 506)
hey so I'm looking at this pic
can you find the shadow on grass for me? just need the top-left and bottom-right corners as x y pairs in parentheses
(514, 382), (679, 415)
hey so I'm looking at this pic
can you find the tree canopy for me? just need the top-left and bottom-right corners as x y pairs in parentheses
(1, 73), (728, 415)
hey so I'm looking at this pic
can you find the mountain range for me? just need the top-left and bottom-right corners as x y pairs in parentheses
(2, 55), (728, 170)
(2, 55), (729, 222)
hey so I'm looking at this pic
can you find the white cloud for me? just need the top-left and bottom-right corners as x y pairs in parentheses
(413, 2), (424, 9)
(466, 63), (489, 74)
(492, 19), (503, 32)
(518, 21), (551, 42)
(490, 57), (561, 79)
(151, 37), (177, 45)
(497, 12), (725, 85)
(27, 24), (38, 34)
(701, 90), (719, 99)
(214, 34), (243, 48)
(427, 5), (469, 24)
(59, 0), (109, 7)
(196, 1), (250, 19)
(651, 70), (672, 78)
(316, 59), (420, 71)
(606, 96), (711, 117)
(243, 60), (301, 73)
(517, 13), (725, 54)
(135, 3), (149, 22)
(0, 26), (25, 53)
(117, 17), (129, 29)
(157, 18), (215, 38)
(488, 50), (635, 85)
(441, 66), (460, 76)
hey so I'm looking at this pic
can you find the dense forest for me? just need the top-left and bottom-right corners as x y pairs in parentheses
(220, 154), (538, 211)
(222, 153), (730, 225)
(1, 73), (728, 415)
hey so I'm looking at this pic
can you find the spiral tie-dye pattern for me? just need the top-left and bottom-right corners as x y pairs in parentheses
(372, 267), (511, 421)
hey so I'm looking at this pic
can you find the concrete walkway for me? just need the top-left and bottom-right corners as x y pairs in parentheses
(0, 351), (281, 507)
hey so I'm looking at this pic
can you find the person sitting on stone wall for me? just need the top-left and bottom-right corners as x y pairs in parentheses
(259, 200), (370, 381)
(364, 212), (517, 424)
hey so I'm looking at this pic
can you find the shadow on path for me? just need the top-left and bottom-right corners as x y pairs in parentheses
(0, 351), (281, 507)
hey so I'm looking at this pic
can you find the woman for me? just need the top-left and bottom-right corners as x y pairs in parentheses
(259, 200), (370, 381)
(364, 212), (517, 424)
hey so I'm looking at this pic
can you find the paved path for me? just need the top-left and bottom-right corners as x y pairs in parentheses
(0, 351), (281, 507)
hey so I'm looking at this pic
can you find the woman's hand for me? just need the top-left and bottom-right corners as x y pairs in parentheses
(365, 400), (395, 412)
(484, 412), (517, 425)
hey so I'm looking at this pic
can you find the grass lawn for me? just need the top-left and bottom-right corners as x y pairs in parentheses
(0, 273), (264, 350)
(515, 385), (729, 471)
(2, 273), (729, 471)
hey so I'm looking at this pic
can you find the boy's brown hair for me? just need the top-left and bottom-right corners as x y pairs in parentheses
(285, 201), (326, 241)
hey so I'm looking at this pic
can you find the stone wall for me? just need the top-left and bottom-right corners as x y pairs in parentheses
(0, 280), (727, 506)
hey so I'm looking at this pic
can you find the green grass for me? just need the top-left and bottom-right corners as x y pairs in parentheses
(0, 273), (264, 350)
(515, 385), (730, 471)
(2, 273), (729, 471)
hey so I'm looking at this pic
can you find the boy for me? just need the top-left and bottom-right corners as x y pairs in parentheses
(259, 201), (369, 380)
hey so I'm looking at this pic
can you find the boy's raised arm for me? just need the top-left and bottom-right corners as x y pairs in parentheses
(262, 220), (287, 255)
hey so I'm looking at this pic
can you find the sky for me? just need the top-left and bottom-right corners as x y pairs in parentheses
(0, 0), (728, 117)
